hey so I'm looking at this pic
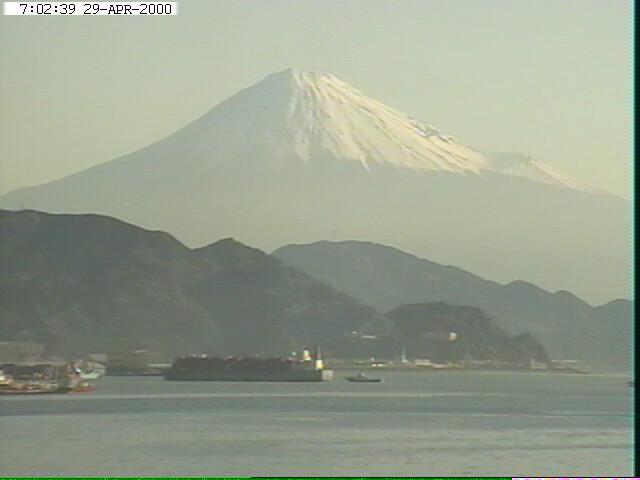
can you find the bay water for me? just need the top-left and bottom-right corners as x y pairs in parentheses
(0, 370), (632, 476)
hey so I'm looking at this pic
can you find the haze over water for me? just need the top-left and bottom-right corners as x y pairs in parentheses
(0, 371), (631, 476)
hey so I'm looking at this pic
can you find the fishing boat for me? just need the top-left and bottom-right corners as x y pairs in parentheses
(0, 363), (78, 394)
(345, 372), (382, 383)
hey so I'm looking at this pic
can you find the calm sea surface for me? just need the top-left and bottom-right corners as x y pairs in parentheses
(0, 370), (633, 476)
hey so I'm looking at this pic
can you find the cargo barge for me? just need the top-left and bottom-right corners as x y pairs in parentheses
(164, 347), (333, 382)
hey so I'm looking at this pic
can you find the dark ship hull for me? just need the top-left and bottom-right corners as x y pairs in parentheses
(164, 352), (333, 382)
(345, 376), (381, 383)
(164, 369), (333, 382)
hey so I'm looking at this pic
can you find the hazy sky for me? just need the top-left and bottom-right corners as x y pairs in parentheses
(0, 0), (631, 197)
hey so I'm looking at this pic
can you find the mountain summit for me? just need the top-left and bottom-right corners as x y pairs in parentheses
(0, 69), (629, 302)
(177, 68), (489, 175)
(141, 67), (596, 191)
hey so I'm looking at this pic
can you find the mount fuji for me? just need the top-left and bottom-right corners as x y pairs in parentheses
(0, 68), (629, 302)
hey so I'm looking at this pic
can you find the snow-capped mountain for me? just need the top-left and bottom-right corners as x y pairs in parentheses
(135, 68), (596, 191)
(0, 68), (629, 302)
(168, 68), (490, 175)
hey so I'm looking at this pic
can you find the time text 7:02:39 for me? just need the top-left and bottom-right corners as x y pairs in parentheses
(4, 2), (177, 15)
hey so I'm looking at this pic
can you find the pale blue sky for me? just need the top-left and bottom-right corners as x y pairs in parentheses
(0, 0), (632, 197)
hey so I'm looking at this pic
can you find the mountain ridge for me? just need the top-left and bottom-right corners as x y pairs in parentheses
(273, 240), (631, 371)
(275, 240), (629, 308)
(0, 69), (630, 302)
(0, 209), (382, 356)
(1, 209), (561, 368)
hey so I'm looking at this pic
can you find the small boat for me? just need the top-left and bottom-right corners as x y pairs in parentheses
(79, 361), (106, 380)
(628, 381), (634, 388)
(345, 373), (382, 383)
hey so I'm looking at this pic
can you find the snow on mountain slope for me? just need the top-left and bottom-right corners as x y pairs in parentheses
(480, 150), (601, 193)
(159, 68), (488, 174)
(146, 68), (595, 192)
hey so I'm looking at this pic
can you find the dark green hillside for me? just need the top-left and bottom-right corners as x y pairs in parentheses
(0, 210), (379, 356)
(274, 240), (631, 371)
